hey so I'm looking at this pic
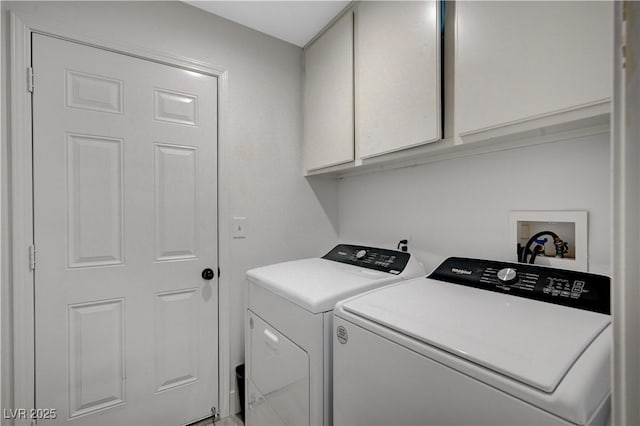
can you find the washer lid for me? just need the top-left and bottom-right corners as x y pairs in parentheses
(342, 277), (611, 393)
(246, 258), (407, 314)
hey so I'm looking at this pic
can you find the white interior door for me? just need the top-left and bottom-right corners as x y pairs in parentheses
(32, 34), (218, 425)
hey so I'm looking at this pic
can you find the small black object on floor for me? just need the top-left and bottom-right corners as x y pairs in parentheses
(236, 364), (245, 422)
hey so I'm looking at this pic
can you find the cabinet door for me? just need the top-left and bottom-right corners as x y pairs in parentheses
(355, 1), (441, 159)
(455, 1), (613, 138)
(303, 12), (354, 172)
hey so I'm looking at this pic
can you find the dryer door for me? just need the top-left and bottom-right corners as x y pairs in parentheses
(247, 311), (309, 426)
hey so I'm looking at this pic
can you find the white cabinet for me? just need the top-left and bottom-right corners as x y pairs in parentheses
(455, 1), (612, 142)
(304, 1), (611, 176)
(303, 12), (354, 172)
(304, 2), (441, 173)
(355, 1), (441, 159)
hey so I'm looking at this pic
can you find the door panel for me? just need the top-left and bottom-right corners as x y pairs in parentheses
(154, 288), (199, 392)
(154, 143), (199, 261)
(67, 133), (124, 267)
(247, 312), (309, 426)
(68, 299), (126, 418)
(32, 34), (218, 425)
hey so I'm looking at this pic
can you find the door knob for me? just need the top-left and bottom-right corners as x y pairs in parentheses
(201, 268), (215, 280)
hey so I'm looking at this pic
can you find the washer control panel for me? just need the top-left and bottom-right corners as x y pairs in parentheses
(429, 257), (610, 314)
(323, 244), (411, 275)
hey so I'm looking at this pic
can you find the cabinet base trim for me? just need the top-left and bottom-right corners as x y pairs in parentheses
(332, 122), (609, 179)
(458, 99), (610, 145)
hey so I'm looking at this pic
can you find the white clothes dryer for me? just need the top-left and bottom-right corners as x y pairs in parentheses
(333, 257), (611, 426)
(245, 244), (426, 426)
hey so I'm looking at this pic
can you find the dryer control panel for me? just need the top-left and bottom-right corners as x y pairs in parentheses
(323, 244), (411, 275)
(429, 257), (610, 314)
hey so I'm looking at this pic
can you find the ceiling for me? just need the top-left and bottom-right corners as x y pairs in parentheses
(184, 1), (350, 47)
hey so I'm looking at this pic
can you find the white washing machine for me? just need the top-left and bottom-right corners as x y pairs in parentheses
(333, 257), (611, 426)
(245, 244), (426, 426)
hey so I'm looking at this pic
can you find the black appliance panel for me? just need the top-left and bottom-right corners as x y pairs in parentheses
(322, 244), (411, 275)
(429, 257), (610, 315)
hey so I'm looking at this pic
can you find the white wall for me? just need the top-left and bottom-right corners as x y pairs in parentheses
(339, 133), (611, 275)
(0, 0), (339, 415)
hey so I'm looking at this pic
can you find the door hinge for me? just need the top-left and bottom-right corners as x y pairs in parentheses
(29, 245), (36, 270)
(27, 67), (34, 93)
(211, 406), (220, 421)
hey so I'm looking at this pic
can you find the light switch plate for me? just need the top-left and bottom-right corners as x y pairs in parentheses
(232, 217), (247, 239)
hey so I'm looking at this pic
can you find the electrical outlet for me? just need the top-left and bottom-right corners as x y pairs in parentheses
(233, 217), (247, 239)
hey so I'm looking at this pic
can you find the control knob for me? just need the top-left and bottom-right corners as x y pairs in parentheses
(355, 250), (367, 259)
(497, 268), (518, 285)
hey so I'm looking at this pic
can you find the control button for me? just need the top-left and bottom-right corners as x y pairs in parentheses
(496, 268), (518, 285)
(355, 250), (367, 259)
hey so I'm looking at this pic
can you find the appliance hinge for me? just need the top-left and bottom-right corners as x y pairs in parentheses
(27, 67), (34, 93)
(29, 245), (36, 270)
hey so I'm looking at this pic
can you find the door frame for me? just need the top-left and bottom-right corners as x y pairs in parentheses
(612, 2), (640, 424)
(8, 10), (232, 422)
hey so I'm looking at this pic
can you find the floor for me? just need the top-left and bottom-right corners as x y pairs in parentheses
(191, 414), (244, 426)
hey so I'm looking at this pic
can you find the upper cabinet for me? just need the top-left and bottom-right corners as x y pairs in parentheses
(303, 12), (354, 172)
(303, 1), (613, 176)
(455, 1), (612, 142)
(304, 1), (441, 173)
(355, 1), (441, 159)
